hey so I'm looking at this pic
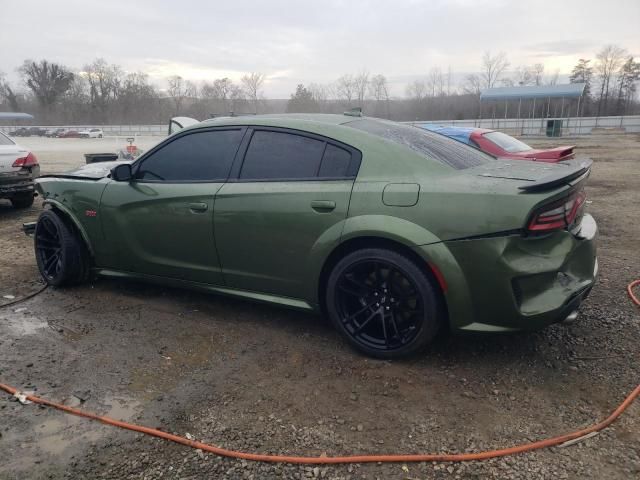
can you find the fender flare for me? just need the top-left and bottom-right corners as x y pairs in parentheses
(43, 199), (95, 257)
(307, 215), (445, 304)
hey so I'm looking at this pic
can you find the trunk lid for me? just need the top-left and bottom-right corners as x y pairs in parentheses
(472, 158), (591, 190)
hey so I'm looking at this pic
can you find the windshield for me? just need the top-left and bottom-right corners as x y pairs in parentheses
(0, 132), (15, 145)
(483, 131), (532, 153)
(347, 119), (493, 170)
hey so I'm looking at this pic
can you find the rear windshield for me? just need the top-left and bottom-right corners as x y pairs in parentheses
(483, 131), (531, 153)
(347, 119), (492, 170)
(0, 132), (15, 145)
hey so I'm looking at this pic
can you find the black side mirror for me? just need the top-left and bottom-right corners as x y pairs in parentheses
(111, 163), (132, 182)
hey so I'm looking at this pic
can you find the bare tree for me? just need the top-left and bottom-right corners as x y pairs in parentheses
(19, 59), (74, 111)
(335, 74), (356, 106)
(546, 70), (559, 86)
(480, 51), (510, 89)
(241, 72), (265, 114)
(513, 66), (533, 86)
(83, 58), (124, 119)
(166, 75), (196, 115)
(308, 83), (332, 112)
(0, 72), (20, 111)
(368, 74), (390, 118)
(353, 70), (370, 105)
(461, 74), (482, 96)
(445, 66), (453, 96)
(117, 72), (158, 121)
(406, 79), (428, 101)
(532, 63), (545, 86)
(427, 68), (444, 96)
(595, 44), (627, 115)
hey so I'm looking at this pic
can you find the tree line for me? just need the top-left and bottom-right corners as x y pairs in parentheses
(0, 44), (638, 125)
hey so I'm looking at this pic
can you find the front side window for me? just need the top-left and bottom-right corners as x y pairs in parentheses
(136, 129), (242, 182)
(483, 131), (532, 153)
(240, 130), (325, 180)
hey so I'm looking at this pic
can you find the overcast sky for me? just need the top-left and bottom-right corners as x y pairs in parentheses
(2, 0), (639, 97)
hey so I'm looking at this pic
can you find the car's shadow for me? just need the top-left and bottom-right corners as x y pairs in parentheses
(79, 276), (550, 368)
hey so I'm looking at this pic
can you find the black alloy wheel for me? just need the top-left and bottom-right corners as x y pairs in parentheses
(34, 210), (89, 286)
(326, 248), (442, 358)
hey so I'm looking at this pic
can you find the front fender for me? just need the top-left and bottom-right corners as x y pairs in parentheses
(43, 199), (95, 256)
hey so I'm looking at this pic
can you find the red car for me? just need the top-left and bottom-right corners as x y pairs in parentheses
(420, 125), (575, 163)
(58, 130), (81, 138)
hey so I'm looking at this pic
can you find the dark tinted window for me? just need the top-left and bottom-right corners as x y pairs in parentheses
(347, 119), (492, 170)
(137, 129), (242, 181)
(319, 144), (351, 177)
(240, 130), (325, 180)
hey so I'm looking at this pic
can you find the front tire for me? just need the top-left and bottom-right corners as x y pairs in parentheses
(326, 248), (443, 359)
(11, 193), (34, 209)
(34, 210), (89, 286)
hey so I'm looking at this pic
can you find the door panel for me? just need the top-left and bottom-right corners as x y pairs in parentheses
(214, 181), (353, 299)
(100, 182), (224, 284)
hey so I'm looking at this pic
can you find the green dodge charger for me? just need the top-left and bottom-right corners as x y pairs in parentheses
(30, 114), (597, 358)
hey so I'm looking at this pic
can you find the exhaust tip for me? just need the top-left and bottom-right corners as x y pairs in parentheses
(563, 310), (579, 324)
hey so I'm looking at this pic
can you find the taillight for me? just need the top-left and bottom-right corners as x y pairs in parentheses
(528, 190), (586, 233)
(12, 152), (38, 168)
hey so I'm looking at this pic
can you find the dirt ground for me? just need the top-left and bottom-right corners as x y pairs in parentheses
(0, 134), (638, 480)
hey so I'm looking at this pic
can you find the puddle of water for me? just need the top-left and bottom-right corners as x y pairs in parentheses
(104, 396), (141, 420)
(1, 394), (142, 470)
(0, 312), (48, 336)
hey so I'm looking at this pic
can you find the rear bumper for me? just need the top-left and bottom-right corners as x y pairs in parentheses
(0, 169), (38, 199)
(417, 214), (598, 333)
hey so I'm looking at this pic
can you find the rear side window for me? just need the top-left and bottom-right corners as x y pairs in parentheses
(240, 130), (325, 180)
(319, 144), (351, 177)
(136, 129), (242, 182)
(347, 119), (492, 170)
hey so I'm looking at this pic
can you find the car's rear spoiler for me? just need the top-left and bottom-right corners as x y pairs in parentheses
(518, 158), (592, 192)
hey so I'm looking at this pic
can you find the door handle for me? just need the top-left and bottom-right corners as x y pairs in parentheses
(311, 200), (336, 212)
(188, 202), (208, 213)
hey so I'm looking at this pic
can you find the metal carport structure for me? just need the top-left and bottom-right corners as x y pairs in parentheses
(480, 83), (586, 120)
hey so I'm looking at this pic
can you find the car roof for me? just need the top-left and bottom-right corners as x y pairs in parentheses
(199, 113), (356, 128)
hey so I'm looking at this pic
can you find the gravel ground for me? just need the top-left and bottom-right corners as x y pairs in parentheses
(0, 134), (638, 479)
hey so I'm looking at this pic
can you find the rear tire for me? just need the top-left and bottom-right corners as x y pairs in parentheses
(325, 248), (443, 359)
(34, 210), (90, 286)
(11, 193), (34, 209)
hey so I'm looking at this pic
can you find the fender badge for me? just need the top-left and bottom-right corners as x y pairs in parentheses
(85, 210), (97, 217)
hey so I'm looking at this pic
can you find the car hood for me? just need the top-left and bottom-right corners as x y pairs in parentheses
(38, 160), (132, 180)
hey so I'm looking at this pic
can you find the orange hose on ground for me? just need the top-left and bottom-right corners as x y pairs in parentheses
(1, 280), (638, 465)
(628, 280), (640, 307)
(1, 382), (638, 464)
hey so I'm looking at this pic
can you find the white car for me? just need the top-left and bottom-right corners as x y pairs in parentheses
(0, 131), (39, 208)
(79, 128), (104, 138)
